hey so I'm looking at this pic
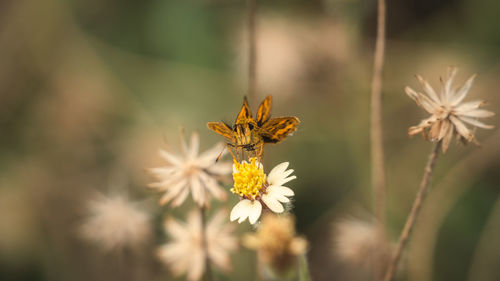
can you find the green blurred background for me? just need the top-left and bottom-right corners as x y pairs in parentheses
(0, 0), (499, 280)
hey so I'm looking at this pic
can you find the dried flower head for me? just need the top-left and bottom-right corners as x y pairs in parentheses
(157, 210), (237, 281)
(243, 214), (307, 275)
(148, 132), (232, 207)
(80, 193), (151, 251)
(406, 67), (494, 152)
(334, 219), (391, 274)
(230, 159), (296, 224)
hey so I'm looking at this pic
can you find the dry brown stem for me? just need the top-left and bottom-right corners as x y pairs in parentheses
(371, 0), (387, 227)
(383, 141), (441, 281)
(408, 130), (500, 281)
(247, 0), (257, 106)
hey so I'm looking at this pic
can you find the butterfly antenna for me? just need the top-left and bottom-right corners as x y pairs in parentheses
(215, 144), (226, 163)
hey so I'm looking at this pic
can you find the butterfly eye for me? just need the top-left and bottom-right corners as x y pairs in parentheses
(248, 123), (254, 130)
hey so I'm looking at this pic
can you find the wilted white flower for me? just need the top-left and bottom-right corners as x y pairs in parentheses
(406, 67), (494, 152)
(230, 159), (296, 224)
(80, 193), (151, 251)
(148, 132), (232, 207)
(243, 214), (307, 276)
(157, 210), (237, 281)
(334, 219), (391, 274)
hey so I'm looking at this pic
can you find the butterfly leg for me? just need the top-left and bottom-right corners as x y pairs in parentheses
(226, 143), (239, 162)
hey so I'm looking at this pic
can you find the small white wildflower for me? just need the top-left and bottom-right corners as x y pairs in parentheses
(80, 193), (151, 251)
(157, 209), (237, 281)
(148, 132), (232, 207)
(230, 159), (296, 224)
(334, 219), (391, 272)
(406, 67), (494, 152)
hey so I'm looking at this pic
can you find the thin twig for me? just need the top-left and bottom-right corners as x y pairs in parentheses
(200, 206), (213, 281)
(370, 0), (387, 226)
(407, 130), (500, 281)
(247, 0), (257, 106)
(383, 141), (441, 281)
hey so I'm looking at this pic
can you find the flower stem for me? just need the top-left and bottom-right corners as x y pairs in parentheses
(200, 206), (213, 281)
(247, 0), (257, 106)
(298, 254), (312, 281)
(383, 141), (441, 281)
(371, 0), (387, 227)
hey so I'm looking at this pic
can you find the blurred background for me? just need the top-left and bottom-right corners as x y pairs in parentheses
(1, 0), (499, 280)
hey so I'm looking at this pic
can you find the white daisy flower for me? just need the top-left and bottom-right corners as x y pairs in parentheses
(157, 209), (237, 281)
(148, 132), (232, 207)
(406, 67), (494, 153)
(229, 158), (296, 224)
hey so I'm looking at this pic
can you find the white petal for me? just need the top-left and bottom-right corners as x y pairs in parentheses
(159, 149), (183, 166)
(207, 243), (231, 271)
(188, 132), (200, 160)
(408, 115), (437, 136)
(148, 167), (176, 176)
(230, 200), (251, 222)
(437, 120), (451, 141)
(186, 210), (202, 234)
(444, 67), (457, 102)
(455, 100), (486, 112)
(190, 175), (204, 206)
(268, 190), (290, 203)
(164, 218), (188, 239)
(248, 201), (262, 224)
(451, 74), (475, 106)
(238, 215), (248, 223)
(416, 75), (440, 104)
(268, 162), (289, 179)
(148, 172), (183, 190)
(450, 115), (473, 141)
(207, 162), (232, 175)
(442, 123), (454, 153)
(171, 186), (190, 207)
(199, 172), (226, 201)
(268, 185), (294, 197)
(159, 179), (187, 205)
(261, 194), (284, 213)
(276, 175), (297, 186)
(196, 142), (225, 168)
(459, 116), (494, 129)
(405, 86), (419, 101)
(407, 86), (438, 112)
(458, 109), (495, 118)
(282, 169), (294, 179)
(267, 162), (290, 185)
(186, 249), (205, 281)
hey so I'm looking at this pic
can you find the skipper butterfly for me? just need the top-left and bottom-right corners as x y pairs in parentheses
(207, 95), (300, 160)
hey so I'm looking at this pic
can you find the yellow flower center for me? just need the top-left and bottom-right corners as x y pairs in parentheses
(231, 158), (266, 200)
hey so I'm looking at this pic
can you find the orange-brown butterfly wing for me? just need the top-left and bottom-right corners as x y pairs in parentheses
(207, 122), (233, 140)
(259, 117), (300, 144)
(256, 95), (272, 126)
(235, 97), (253, 125)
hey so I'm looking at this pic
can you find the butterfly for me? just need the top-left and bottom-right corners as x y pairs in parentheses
(207, 95), (300, 161)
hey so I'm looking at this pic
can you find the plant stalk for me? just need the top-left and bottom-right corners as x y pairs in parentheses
(371, 0), (387, 227)
(247, 0), (257, 106)
(383, 141), (441, 281)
